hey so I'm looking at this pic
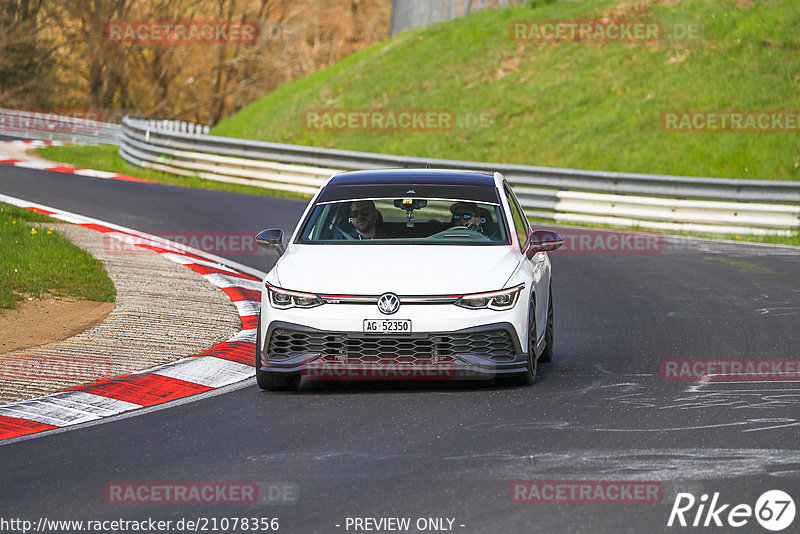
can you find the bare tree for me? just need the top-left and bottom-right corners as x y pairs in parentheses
(0, 0), (57, 107)
(3, 0), (390, 124)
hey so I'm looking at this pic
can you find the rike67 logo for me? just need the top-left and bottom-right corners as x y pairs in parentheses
(668, 490), (796, 531)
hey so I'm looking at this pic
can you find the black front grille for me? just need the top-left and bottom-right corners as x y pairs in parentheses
(267, 328), (516, 362)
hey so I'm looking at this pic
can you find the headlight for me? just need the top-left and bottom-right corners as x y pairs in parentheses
(455, 284), (524, 310)
(267, 284), (324, 309)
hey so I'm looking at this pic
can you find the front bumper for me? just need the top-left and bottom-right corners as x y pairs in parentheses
(259, 320), (528, 380)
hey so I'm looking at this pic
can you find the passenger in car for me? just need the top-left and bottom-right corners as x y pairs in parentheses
(450, 201), (501, 240)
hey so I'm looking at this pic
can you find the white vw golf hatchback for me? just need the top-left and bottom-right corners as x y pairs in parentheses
(255, 169), (562, 391)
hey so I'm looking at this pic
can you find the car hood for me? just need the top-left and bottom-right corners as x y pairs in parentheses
(272, 245), (520, 295)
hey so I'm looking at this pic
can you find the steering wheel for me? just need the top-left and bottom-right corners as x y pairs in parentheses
(336, 227), (357, 240)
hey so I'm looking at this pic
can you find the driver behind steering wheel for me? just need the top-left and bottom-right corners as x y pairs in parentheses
(342, 200), (384, 240)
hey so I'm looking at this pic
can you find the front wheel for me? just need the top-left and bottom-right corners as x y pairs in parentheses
(255, 315), (301, 391)
(539, 289), (554, 363)
(509, 296), (537, 386)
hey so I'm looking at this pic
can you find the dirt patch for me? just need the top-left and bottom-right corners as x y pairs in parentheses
(0, 298), (114, 354)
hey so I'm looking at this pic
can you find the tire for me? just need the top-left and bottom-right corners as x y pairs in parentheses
(255, 315), (301, 392)
(539, 288), (554, 363)
(510, 295), (537, 386)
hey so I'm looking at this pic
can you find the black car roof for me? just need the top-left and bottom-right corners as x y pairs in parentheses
(318, 169), (500, 203)
(326, 169), (497, 187)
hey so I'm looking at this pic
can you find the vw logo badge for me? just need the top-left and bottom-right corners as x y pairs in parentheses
(377, 293), (400, 315)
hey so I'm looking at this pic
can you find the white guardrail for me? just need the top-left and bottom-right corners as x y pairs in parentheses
(1, 107), (798, 235)
(0, 108), (122, 145)
(119, 116), (800, 236)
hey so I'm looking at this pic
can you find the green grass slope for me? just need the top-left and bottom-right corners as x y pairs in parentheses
(212, 0), (800, 180)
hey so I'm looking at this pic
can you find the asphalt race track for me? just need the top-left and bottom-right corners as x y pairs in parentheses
(2, 165), (800, 533)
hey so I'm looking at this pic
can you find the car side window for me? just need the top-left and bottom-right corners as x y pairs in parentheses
(504, 183), (529, 247)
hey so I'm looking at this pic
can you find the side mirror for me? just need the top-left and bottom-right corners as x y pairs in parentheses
(525, 230), (563, 258)
(256, 228), (285, 256)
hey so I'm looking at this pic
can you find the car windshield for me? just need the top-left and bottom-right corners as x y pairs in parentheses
(296, 198), (509, 245)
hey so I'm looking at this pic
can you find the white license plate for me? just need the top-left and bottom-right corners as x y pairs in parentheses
(363, 319), (412, 334)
